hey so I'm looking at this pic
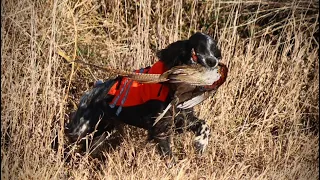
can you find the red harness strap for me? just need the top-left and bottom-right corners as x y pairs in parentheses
(107, 61), (170, 111)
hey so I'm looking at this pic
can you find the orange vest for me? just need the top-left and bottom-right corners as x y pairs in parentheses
(107, 61), (170, 112)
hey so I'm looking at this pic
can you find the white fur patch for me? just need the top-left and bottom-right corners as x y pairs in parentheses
(194, 124), (211, 154)
(78, 118), (89, 135)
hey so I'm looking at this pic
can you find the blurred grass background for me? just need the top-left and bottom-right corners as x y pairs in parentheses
(1, 0), (319, 179)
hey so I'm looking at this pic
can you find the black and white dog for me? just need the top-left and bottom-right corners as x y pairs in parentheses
(66, 32), (222, 161)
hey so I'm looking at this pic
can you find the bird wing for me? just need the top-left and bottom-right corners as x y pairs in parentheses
(153, 90), (215, 126)
(153, 103), (173, 126)
(176, 90), (216, 109)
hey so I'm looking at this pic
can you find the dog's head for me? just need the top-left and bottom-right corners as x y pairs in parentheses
(188, 32), (222, 68)
(157, 32), (221, 69)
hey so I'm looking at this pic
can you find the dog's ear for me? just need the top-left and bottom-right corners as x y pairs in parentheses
(156, 40), (190, 69)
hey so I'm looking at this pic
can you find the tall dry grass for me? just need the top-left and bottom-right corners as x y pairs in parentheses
(1, 0), (319, 179)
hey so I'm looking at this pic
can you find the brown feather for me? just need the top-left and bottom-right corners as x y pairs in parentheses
(74, 60), (227, 88)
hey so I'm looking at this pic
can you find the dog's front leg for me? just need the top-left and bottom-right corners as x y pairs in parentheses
(176, 109), (211, 154)
(191, 120), (211, 154)
(149, 114), (175, 167)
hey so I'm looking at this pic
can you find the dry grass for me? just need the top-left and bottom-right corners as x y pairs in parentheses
(1, 0), (319, 179)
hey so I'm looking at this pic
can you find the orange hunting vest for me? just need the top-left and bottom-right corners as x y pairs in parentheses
(107, 61), (170, 115)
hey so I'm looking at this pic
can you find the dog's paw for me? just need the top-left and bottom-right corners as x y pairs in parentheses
(194, 123), (210, 154)
(194, 136), (208, 154)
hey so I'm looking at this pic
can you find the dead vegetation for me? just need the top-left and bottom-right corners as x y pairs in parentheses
(1, 0), (319, 179)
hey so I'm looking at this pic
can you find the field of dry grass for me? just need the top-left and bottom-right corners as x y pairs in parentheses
(1, 0), (319, 179)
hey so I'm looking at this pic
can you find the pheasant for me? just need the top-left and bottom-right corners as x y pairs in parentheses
(74, 60), (227, 87)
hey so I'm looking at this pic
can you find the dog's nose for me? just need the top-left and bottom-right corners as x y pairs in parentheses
(206, 57), (219, 68)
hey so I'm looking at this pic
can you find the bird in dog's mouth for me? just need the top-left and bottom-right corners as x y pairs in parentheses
(74, 59), (228, 88)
